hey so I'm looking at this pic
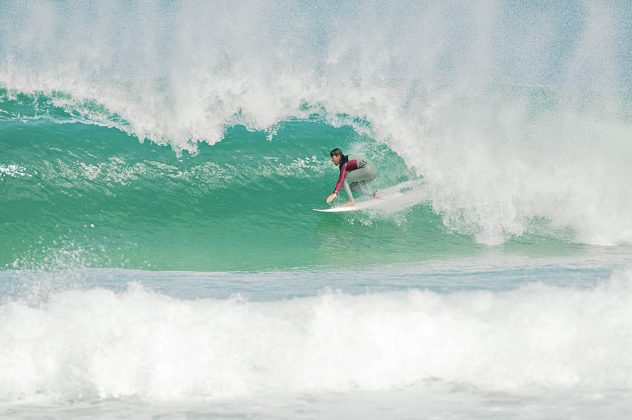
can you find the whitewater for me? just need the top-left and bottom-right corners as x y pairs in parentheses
(1, 0), (632, 418)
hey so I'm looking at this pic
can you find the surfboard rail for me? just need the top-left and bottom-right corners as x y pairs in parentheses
(314, 179), (424, 213)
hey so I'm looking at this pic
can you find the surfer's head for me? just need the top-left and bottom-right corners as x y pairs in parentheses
(330, 148), (344, 166)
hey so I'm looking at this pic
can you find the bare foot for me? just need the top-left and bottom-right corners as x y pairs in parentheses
(343, 200), (355, 206)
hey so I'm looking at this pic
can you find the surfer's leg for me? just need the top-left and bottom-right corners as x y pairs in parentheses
(343, 180), (354, 201)
(346, 164), (377, 197)
(349, 181), (373, 197)
(346, 164), (377, 183)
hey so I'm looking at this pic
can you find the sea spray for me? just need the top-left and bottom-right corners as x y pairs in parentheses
(1, 268), (632, 401)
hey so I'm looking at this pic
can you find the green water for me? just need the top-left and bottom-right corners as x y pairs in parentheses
(1, 115), (483, 271)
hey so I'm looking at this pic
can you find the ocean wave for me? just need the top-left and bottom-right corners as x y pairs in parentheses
(1, 268), (632, 401)
(1, 1), (631, 254)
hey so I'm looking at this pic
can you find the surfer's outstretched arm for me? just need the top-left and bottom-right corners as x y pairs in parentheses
(327, 160), (349, 203)
(327, 173), (355, 205)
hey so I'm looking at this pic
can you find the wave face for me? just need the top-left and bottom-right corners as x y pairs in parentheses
(1, 103), (443, 271)
(1, 1), (632, 271)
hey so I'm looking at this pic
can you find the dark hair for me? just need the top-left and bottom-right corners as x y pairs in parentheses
(329, 148), (344, 157)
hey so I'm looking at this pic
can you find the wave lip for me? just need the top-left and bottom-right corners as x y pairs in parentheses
(2, 269), (632, 402)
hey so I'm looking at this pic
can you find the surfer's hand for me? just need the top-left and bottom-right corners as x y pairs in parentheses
(326, 193), (337, 204)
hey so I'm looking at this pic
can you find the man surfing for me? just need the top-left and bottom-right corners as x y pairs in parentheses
(326, 148), (378, 206)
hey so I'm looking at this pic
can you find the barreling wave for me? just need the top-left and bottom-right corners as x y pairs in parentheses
(1, 95), (438, 271)
(1, 1), (632, 271)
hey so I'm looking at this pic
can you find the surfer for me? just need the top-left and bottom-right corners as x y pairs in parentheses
(326, 148), (377, 205)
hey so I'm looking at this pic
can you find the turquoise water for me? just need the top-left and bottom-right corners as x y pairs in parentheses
(1, 89), (621, 272)
(0, 100), (451, 271)
(2, 1), (632, 418)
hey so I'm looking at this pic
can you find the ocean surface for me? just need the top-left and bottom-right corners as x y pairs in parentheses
(1, 1), (632, 418)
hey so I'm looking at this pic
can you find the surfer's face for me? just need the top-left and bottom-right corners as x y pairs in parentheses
(331, 155), (341, 165)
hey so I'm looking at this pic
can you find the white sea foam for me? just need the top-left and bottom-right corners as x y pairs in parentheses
(1, 269), (632, 402)
(1, 1), (631, 245)
(0, 164), (28, 178)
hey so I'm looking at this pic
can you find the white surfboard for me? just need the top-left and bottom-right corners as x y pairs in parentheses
(313, 179), (424, 213)
(313, 196), (398, 213)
